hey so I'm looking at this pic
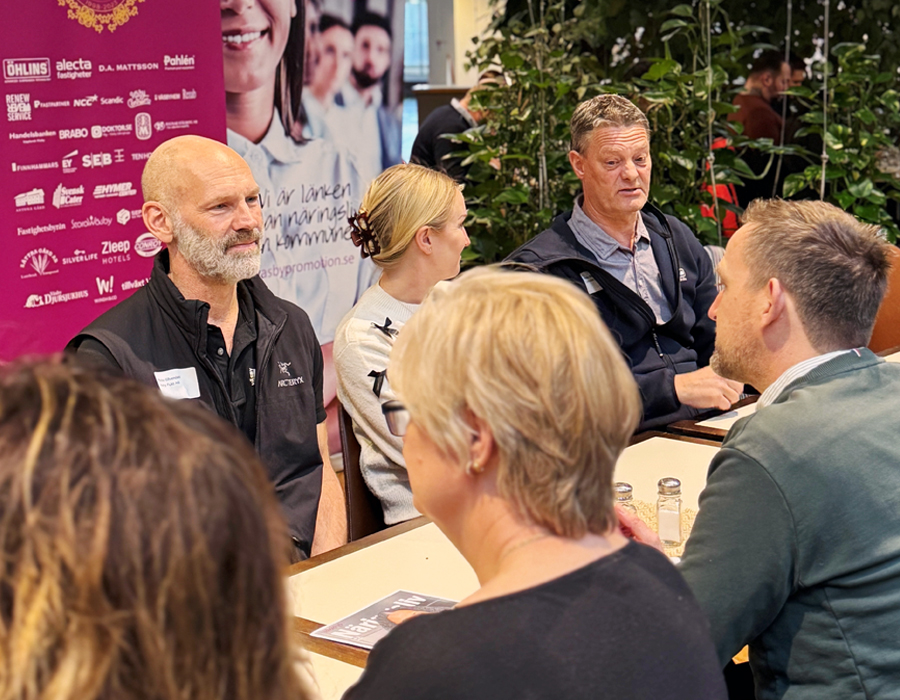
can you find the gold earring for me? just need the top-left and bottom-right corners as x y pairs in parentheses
(465, 459), (482, 476)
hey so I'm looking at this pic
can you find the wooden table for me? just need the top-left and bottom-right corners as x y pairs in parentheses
(667, 396), (759, 442)
(288, 433), (722, 698)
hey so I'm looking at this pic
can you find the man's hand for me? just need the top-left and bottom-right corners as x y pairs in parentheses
(674, 365), (743, 411)
(615, 504), (664, 552)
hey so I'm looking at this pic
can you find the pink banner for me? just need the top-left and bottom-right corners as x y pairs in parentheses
(1, 0), (225, 360)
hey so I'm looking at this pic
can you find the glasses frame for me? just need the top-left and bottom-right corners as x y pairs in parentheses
(382, 400), (410, 437)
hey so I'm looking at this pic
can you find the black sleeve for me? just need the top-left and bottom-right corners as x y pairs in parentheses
(684, 227), (720, 366)
(313, 339), (326, 424)
(69, 337), (123, 372)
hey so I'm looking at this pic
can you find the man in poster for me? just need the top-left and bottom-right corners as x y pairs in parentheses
(220, 0), (380, 449)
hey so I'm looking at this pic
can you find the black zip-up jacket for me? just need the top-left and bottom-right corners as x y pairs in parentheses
(67, 251), (325, 557)
(506, 204), (718, 431)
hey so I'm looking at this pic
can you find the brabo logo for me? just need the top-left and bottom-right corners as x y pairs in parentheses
(59, 128), (88, 140)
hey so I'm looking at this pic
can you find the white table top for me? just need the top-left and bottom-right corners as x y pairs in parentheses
(885, 351), (900, 364)
(613, 436), (720, 511)
(308, 652), (363, 700)
(696, 402), (758, 432)
(290, 521), (479, 625)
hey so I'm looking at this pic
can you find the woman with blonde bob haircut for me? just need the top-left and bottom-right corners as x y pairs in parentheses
(334, 163), (469, 525)
(0, 359), (316, 700)
(343, 268), (727, 700)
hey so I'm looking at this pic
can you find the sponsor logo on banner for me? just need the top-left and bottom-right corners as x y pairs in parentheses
(99, 62), (159, 72)
(117, 208), (143, 225)
(73, 95), (98, 107)
(94, 182), (136, 198)
(153, 118), (198, 133)
(131, 151), (152, 161)
(62, 248), (98, 265)
(122, 277), (150, 291)
(127, 90), (151, 108)
(95, 275), (117, 303)
(24, 289), (89, 308)
(19, 248), (60, 279)
(183, 88), (196, 99)
(18, 222), (65, 236)
(52, 184), (84, 209)
(59, 127), (89, 140)
(6, 93), (31, 121)
(135, 232), (162, 257)
(3, 58), (51, 83)
(8, 129), (55, 143)
(82, 151), (113, 168)
(36, 99), (73, 108)
(71, 215), (113, 229)
(135, 112), (152, 140)
(14, 188), (45, 210)
(164, 54), (195, 70)
(91, 123), (133, 138)
(62, 150), (78, 173)
(12, 159), (58, 173)
(101, 239), (131, 264)
(154, 92), (180, 101)
(56, 58), (92, 80)
(58, 1), (146, 33)
(100, 96), (124, 105)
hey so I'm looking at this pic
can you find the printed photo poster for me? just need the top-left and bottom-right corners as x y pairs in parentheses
(1, 0), (226, 361)
(223, 0), (404, 447)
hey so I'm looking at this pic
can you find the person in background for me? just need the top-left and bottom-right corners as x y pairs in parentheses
(729, 49), (792, 204)
(338, 11), (402, 183)
(343, 268), (727, 700)
(334, 164), (469, 525)
(221, 0), (376, 455)
(68, 136), (346, 560)
(506, 95), (742, 431)
(620, 200), (899, 699)
(302, 13), (354, 141)
(0, 359), (317, 700)
(410, 70), (502, 183)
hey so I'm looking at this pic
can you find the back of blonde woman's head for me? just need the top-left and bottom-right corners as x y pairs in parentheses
(0, 359), (306, 700)
(390, 267), (641, 538)
(359, 163), (460, 269)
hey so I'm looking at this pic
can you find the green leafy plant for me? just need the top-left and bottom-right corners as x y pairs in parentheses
(782, 42), (900, 242)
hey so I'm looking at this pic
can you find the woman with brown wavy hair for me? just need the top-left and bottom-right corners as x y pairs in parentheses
(0, 359), (315, 700)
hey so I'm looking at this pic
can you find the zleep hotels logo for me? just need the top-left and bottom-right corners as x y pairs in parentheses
(58, 0), (146, 33)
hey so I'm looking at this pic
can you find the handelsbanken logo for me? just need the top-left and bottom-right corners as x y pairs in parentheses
(4, 58), (51, 83)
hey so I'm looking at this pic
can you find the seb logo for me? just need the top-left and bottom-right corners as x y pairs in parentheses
(3, 58), (50, 83)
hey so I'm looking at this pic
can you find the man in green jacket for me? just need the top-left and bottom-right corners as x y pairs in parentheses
(622, 199), (898, 698)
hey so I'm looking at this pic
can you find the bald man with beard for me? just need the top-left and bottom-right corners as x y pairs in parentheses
(68, 135), (347, 561)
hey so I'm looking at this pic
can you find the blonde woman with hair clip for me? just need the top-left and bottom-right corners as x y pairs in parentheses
(342, 268), (727, 700)
(333, 163), (469, 525)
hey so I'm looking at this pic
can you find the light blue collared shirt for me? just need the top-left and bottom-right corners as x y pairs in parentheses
(569, 197), (672, 324)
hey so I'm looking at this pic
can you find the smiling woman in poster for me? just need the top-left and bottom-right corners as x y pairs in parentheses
(221, 0), (376, 428)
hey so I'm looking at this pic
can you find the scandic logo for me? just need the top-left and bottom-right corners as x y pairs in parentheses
(4, 58), (50, 83)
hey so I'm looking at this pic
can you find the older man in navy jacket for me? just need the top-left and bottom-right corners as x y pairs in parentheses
(507, 95), (741, 430)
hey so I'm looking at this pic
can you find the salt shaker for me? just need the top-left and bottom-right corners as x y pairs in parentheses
(657, 477), (683, 546)
(614, 482), (636, 513)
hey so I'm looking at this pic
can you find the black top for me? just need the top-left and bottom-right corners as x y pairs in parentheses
(68, 251), (326, 557)
(410, 103), (472, 183)
(343, 542), (727, 700)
